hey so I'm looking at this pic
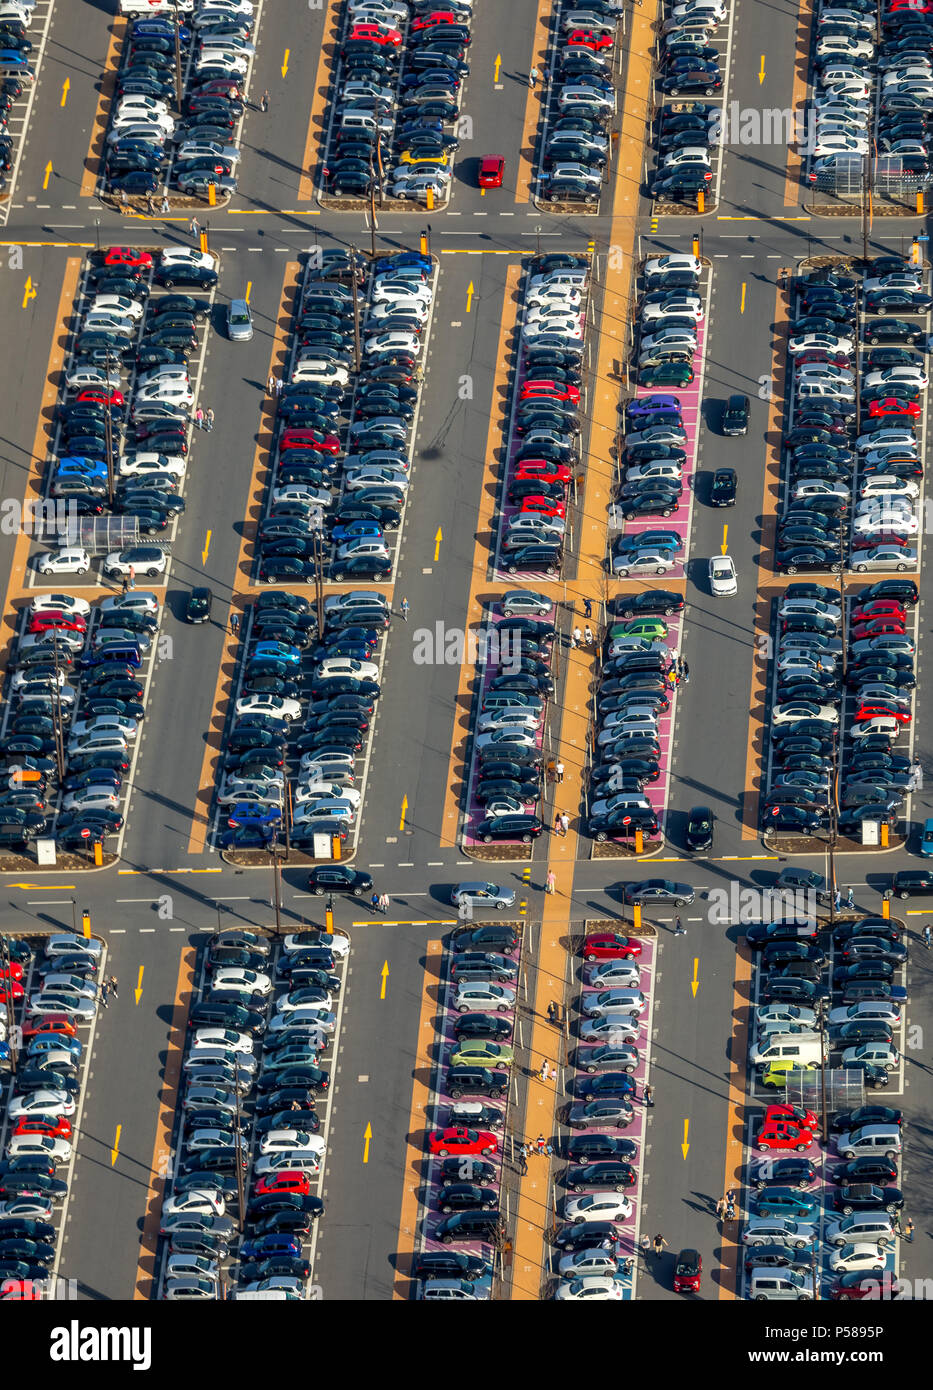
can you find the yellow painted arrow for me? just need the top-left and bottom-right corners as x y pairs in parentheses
(10, 882), (74, 890)
(433, 526), (442, 562)
(380, 961), (389, 1000)
(758, 55), (766, 85)
(43, 161), (52, 190)
(399, 794), (408, 832)
(740, 281), (746, 314)
(691, 958), (699, 998)
(60, 78), (70, 107)
(466, 281), (474, 313)
(202, 529), (211, 566)
(493, 53), (502, 82)
(111, 1124), (121, 1166)
(681, 1118), (690, 1160)
(720, 524), (728, 555)
(22, 277), (36, 309)
(245, 280), (251, 304)
(363, 1122), (372, 1163)
(281, 48), (289, 78)
(134, 965), (144, 1006)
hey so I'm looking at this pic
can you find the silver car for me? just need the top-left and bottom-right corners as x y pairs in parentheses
(450, 882), (516, 911)
(227, 298), (253, 341)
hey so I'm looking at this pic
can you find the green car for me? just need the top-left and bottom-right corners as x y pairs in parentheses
(610, 618), (669, 642)
(637, 363), (694, 388)
(449, 1040), (515, 1071)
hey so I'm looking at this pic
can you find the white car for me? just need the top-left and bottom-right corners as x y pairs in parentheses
(778, 598), (841, 622)
(8, 1090), (76, 1119)
(646, 254), (701, 277)
(368, 298), (428, 325)
(850, 716), (902, 739)
(160, 248), (217, 272)
(792, 480), (850, 499)
(364, 332), (421, 357)
(293, 782), (362, 808)
(558, 1249), (626, 1279)
(69, 714), (138, 743)
(527, 286), (583, 310)
(584, 960), (642, 989)
(103, 548), (167, 578)
(841, 1043), (899, 1070)
(523, 317), (583, 341)
(816, 36), (875, 60)
(856, 429), (917, 453)
(252, 1151), (321, 1177)
(6, 1133), (73, 1163)
(371, 278), (432, 306)
(772, 702), (839, 725)
(258, 1130), (327, 1158)
(477, 710), (540, 734)
(210, 968), (272, 996)
(858, 477), (919, 500)
(191, 1029), (255, 1055)
(118, 452), (187, 478)
(709, 554), (737, 596)
(640, 295), (703, 322)
(235, 693), (301, 722)
(37, 548), (90, 576)
(134, 380), (194, 408)
(863, 367), (927, 391)
(454, 982), (516, 1013)
(162, 1190), (226, 1218)
(563, 1193), (633, 1223)
(852, 511), (918, 535)
(192, 0), (254, 20)
(788, 332), (853, 355)
(89, 294), (145, 321)
(314, 657), (378, 682)
(625, 460), (684, 484)
(30, 593), (91, 617)
(828, 1242), (886, 1274)
(555, 1276), (626, 1301)
(290, 360), (350, 387)
(663, 146), (712, 169)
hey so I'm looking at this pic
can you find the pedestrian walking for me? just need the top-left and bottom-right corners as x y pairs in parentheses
(99, 981), (109, 1009)
(682, 660), (690, 684)
(547, 1001), (557, 1025)
(923, 924), (932, 948)
(547, 1063), (557, 1083)
(553, 812), (561, 835)
(546, 869), (557, 894)
(653, 1234), (668, 1258)
(545, 1142), (554, 1157)
(205, 408), (214, 432)
(400, 597), (410, 621)
(725, 1202), (735, 1221)
(846, 887), (854, 910)
(834, 888), (842, 912)
(380, 892), (389, 914)
(161, 194), (170, 215)
(571, 626), (582, 648)
(518, 1144), (528, 1176)
(715, 1198), (724, 1220)
(674, 916), (685, 936)
(644, 1083), (654, 1107)
(128, 566), (136, 590)
(121, 578), (129, 596)
(268, 373), (276, 395)
(555, 760), (564, 784)
(536, 1133), (545, 1154)
(230, 613), (240, 636)
(195, 406), (205, 430)
(622, 1256), (635, 1278)
(904, 1216), (915, 1243)
(584, 625), (594, 647)
(667, 670), (677, 690)
(146, 193), (155, 215)
(529, 65), (540, 88)
(583, 597), (593, 619)
(260, 89), (269, 112)
(560, 812), (569, 836)
(189, 217), (199, 240)
(371, 892), (380, 913)
(726, 1188), (736, 1208)
(913, 758), (924, 791)
(640, 1233), (651, 1259)
(539, 1057), (548, 1080)
(109, 975), (118, 999)
(275, 377), (283, 397)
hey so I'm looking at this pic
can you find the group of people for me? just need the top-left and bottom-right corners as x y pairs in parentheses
(267, 374), (285, 397)
(715, 1189), (737, 1222)
(193, 407), (215, 431)
(370, 892), (390, 914)
(570, 625), (594, 649)
(667, 654), (689, 689)
(552, 812), (570, 837)
(119, 569), (136, 594)
(98, 975), (119, 1008)
(516, 1135), (553, 1173)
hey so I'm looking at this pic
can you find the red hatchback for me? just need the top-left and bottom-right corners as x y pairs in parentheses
(347, 22), (402, 44)
(515, 460), (573, 484)
(582, 933), (643, 962)
(764, 1103), (819, 1131)
(279, 429), (340, 454)
(520, 496), (567, 518)
(21, 1015), (77, 1040)
(76, 388), (124, 408)
(428, 1127), (498, 1157)
(673, 1248), (701, 1292)
(253, 1171), (312, 1197)
(867, 396), (921, 418)
(850, 600), (906, 624)
(103, 246), (153, 269)
(27, 611), (87, 635)
(412, 11), (459, 30)
(0, 962), (23, 982)
(478, 156), (505, 188)
(850, 619), (906, 641)
(520, 380), (581, 403)
(14, 1116), (73, 1140)
(757, 1118), (815, 1152)
(567, 28), (614, 50)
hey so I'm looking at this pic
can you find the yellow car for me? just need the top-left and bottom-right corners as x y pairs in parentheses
(399, 150), (450, 167)
(761, 1060), (820, 1089)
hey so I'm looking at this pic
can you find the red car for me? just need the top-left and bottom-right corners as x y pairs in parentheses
(850, 600), (906, 623)
(887, 0), (933, 9)
(478, 155), (505, 188)
(515, 460), (573, 484)
(76, 388), (124, 408)
(850, 620), (906, 641)
(520, 380), (581, 403)
(279, 430), (340, 454)
(253, 1171), (312, 1197)
(20, 1015), (77, 1039)
(582, 933), (642, 962)
(412, 11), (459, 29)
(854, 704), (911, 723)
(521, 496), (567, 519)
(794, 350), (852, 368)
(831, 1270), (904, 1300)
(867, 396), (921, 418)
(0, 961), (23, 981)
(756, 1118), (815, 1152)
(672, 1248), (701, 1293)
(103, 246), (153, 269)
(428, 1127), (498, 1157)
(567, 28), (614, 50)
(764, 1103), (819, 1131)
(27, 611), (87, 635)
(0, 983), (24, 1002)
(14, 1116), (73, 1140)
(347, 22), (402, 44)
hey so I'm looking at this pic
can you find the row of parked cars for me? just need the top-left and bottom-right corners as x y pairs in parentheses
(0, 590), (167, 853)
(323, 0), (471, 206)
(0, 932), (106, 1293)
(648, 0), (730, 203)
(776, 259), (931, 579)
(495, 253), (592, 579)
(0, 0), (39, 197)
(104, 0), (256, 201)
(158, 924), (350, 1299)
(216, 588), (391, 855)
(762, 577), (919, 841)
(463, 596), (555, 847)
(34, 244), (218, 585)
(740, 913), (908, 1300)
(537, 2), (619, 206)
(257, 248), (434, 589)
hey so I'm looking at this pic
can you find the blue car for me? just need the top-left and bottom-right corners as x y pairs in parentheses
(226, 802), (284, 829)
(0, 1041), (9, 1064)
(57, 456), (108, 475)
(626, 394), (683, 418)
(132, 20), (190, 41)
(331, 521), (384, 544)
(252, 641), (300, 666)
(239, 1234), (301, 1261)
(0, 52), (33, 68)
(375, 253), (431, 274)
(920, 818), (933, 857)
(28, 1035), (82, 1060)
(752, 1188), (821, 1219)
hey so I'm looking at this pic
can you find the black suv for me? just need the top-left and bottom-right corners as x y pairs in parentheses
(445, 1067), (509, 1101)
(722, 393), (749, 436)
(452, 924), (520, 955)
(434, 1210), (505, 1245)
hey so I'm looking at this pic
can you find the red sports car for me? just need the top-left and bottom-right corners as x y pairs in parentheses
(515, 460), (573, 483)
(567, 28), (614, 50)
(478, 155), (505, 188)
(854, 704), (911, 723)
(520, 380), (581, 403)
(253, 1171), (312, 1197)
(850, 601), (906, 623)
(347, 22), (402, 44)
(520, 496), (567, 518)
(764, 1103), (819, 1131)
(21, 1016), (77, 1040)
(582, 933), (643, 961)
(867, 396), (921, 419)
(831, 1270), (904, 1300)
(793, 350), (852, 368)
(412, 11), (459, 30)
(279, 430), (340, 454)
(0, 983), (24, 1002)
(0, 961), (24, 982)
(428, 1127), (498, 1157)
(14, 1116), (73, 1140)
(103, 246), (153, 269)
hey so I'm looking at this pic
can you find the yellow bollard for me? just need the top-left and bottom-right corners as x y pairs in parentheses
(697, 188), (705, 213)
(199, 231), (209, 254)
(633, 903), (642, 932)
(82, 908), (91, 938)
(93, 842), (103, 867)
(332, 834), (341, 861)
(917, 190), (924, 216)
(420, 232), (428, 256)
(882, 897), (890, 920)
(881, 823), (889, 848)
(208, 182), (217, 208)
(426, 187), (434, 210)
(325, 906), (334, 934)
(635, 828), (644, 855)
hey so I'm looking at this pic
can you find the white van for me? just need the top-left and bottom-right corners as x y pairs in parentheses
(749, 1032), (824, 1067)
(120, 0), (194, 13)
(835, 1125), (902, 1160)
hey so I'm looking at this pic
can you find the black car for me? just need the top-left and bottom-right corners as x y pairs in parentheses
(474, 814), (543, 844)
(721, 393), (750, 435)
(832, 1156), (898, 1186)
(433, 1210), (504, 1245)
(709, 468), (737, 505)
(445, 1067), (509, 1100)
(306, 865), (373, 897)
(612, 589), (684, 619)
(436, 1183), (498, 1214)
(684, 805), (713, 851)
(452, 1013), (513, 1043)
(411, 1249), (489, 1280)
(452, 923), (520, 954)
(553, 1220), (622, 1252)
(751, 1157), (817, 1190)
(832, 1183), (904, 1216)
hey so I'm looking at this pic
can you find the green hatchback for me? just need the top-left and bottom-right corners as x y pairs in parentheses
(449, 1040), (515, 1071)
(638, 363), (694, 388)
(609, 618), (669, 642)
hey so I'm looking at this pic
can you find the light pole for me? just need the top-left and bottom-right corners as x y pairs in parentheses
(172, 0), (184, 114)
